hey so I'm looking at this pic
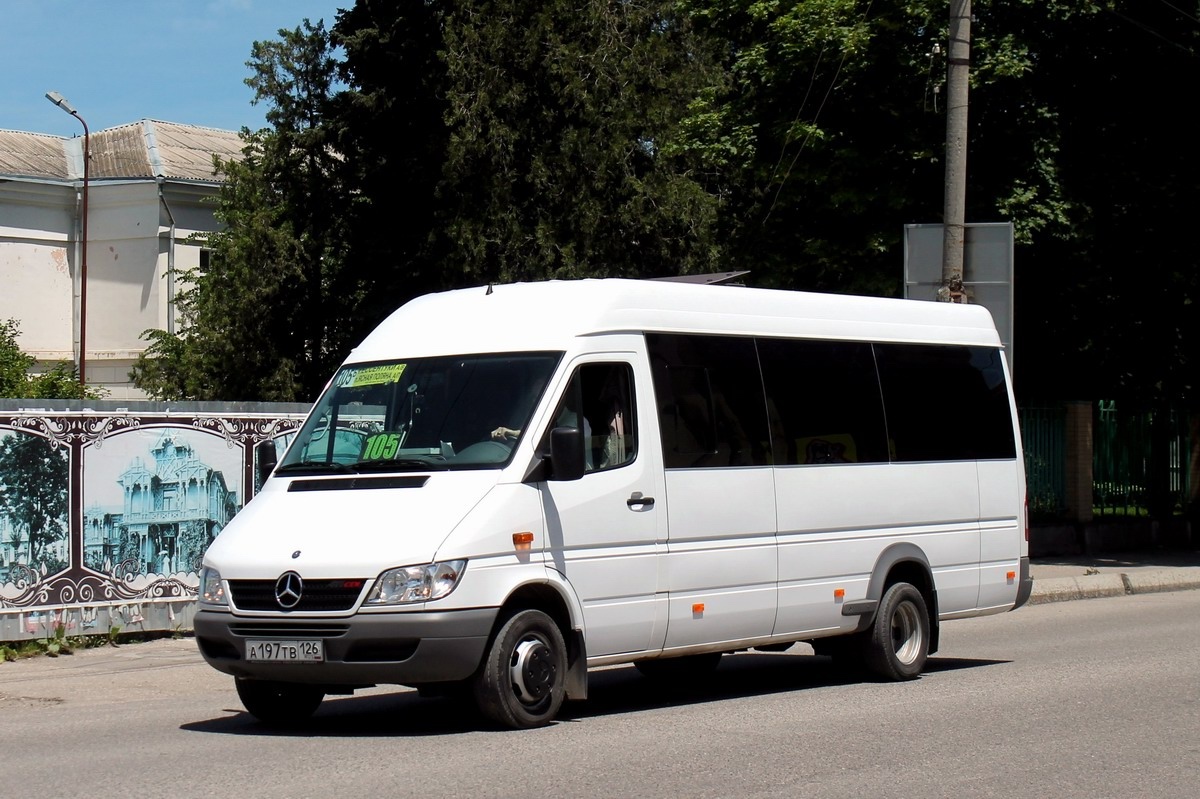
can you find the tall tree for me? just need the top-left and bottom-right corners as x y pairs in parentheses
(132, 20), (349, 402)
(434, 0), (723, 281)
(325, 1), (455, 337)
(998, 1), (1200, 404)
(672, 0), (1075, 296)
(331, 0), (724, 304)
(676, 0), (1200, 407)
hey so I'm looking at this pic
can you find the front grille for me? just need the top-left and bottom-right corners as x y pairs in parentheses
(229, 579), (366, 612)
(228, 622), (351, 637)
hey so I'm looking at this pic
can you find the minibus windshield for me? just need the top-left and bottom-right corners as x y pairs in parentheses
(276, 352), (561, 474)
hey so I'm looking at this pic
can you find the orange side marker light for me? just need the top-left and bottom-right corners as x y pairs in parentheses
(1007, 571), (1016, 583)
(513, 532), (534, 551)
(833, 588), (845, 602)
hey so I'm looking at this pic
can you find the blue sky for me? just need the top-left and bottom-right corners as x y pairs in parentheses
(2, 0), (346, 137)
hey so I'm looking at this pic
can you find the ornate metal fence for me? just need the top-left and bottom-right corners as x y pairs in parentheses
(0, 400), (308, 642)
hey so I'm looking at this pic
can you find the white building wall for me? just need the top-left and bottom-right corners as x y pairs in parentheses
(1, 179), (222, 400)
(88, 182), (162, 356)
(0, 182), (76, 361)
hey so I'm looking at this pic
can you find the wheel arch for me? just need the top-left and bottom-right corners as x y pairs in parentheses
(495, 578), (588, 701)
(862, 543), (940, 655)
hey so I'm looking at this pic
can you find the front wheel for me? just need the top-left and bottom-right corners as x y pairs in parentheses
(235, 678), (324, 725)
(474, 609), (567, 729)
(864, 582), (930, 681)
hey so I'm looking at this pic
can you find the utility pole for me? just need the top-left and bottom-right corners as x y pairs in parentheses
(939, 0), (970, 303)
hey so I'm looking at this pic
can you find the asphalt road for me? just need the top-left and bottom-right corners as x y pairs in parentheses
(2, 592), (1199, 799)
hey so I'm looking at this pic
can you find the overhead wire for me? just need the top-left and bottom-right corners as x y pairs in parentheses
(763, 0), (876, 221)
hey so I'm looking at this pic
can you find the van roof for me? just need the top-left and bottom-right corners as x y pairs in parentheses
(347, 278), (1003, 363)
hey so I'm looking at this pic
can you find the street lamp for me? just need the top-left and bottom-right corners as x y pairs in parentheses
(45, 91), (90, 389)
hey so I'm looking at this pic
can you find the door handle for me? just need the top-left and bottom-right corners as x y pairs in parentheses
(627, 492), (655, 508)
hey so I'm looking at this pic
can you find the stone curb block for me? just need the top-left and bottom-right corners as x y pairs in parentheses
(1028, 574), (1126, 605)
(1029, 568), (1200, 605)
(1121, 568), (1200, 596)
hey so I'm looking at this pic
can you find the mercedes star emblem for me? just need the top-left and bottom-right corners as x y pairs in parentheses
(274, 571), (304, 609)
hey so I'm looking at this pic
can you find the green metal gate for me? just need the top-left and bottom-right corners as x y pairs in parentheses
(1019, 404), (1066, 517)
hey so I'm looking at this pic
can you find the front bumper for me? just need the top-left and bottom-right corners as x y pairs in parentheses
(194, 606), (498, 686)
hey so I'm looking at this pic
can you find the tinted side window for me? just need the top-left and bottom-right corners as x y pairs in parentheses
(646, 334), (770, 468)
(547, 362), (638, 472)
(757, 338), (889, 465)
(874, 344), (1016, 461)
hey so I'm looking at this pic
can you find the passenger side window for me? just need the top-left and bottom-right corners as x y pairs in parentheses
(646, 334), (770, 469)
(874, 344), (1016, 461)
(757, 338), (889, 465)
(549, 363), (638, 472)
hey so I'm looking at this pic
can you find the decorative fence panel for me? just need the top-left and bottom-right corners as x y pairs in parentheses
(1093, 401), (1191, 517)
(0, 400), (308, 642)
(1019, 404), (1067, 517)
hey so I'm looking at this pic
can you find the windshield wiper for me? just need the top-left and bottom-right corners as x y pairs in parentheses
(351, 458), (450, 473)
(274, 460), (354, 474)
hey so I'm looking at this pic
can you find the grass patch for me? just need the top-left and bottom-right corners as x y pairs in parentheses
(1, 625), (192, 663)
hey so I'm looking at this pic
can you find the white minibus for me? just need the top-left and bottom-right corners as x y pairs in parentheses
(195, 278), (1030, 728)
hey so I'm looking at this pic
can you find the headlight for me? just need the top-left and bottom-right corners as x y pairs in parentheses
(365, 560), (466, 605)
(199, 566), (227, 606)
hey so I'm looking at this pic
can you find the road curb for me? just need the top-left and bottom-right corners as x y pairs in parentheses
(1028, 567), (1200, 605)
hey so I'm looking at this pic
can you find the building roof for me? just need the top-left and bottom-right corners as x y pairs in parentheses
(0, 119), (244, 183)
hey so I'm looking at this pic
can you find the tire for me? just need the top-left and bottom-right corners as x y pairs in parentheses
(473, 609), (567, 729)
(634, 652), (722, 682)
(864, 582), (930, 681)
(235, 678), (324, 724)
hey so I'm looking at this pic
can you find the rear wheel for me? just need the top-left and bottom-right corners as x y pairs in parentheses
(474, 609), (567, 729)
(235, 678), (324, 724)
(864, 582), (930, 680)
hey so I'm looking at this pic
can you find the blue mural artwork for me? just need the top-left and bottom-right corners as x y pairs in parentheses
(0, 408), (304, 641)
(0, 430), (70, 589)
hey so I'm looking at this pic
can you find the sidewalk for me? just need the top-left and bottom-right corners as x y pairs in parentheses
(1029, 549), (1200, 604)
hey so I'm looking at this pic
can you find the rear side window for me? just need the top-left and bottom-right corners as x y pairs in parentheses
(874, 344), (1016, 461)
(647, 333), (770, 468)
(757, 338), (889, 465)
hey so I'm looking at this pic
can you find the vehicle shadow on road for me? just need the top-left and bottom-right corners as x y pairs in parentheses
(180, 649), (1008, 738)
(559, 651), (1008, 723)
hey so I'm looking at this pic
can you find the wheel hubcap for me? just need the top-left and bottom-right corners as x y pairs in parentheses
(510, 637), (556, 705)
(891, 600), (923, 665)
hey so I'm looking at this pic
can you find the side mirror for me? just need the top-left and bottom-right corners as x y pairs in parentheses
(255, 439), (279, 488)
(548, 426), (585, 482)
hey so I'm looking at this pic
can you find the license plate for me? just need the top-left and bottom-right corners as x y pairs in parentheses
(245, 639), (324, 663)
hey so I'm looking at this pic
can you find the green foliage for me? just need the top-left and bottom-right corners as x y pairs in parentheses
(995, 0), (1200, 404)
(0, 319), (102, 400)
(0, 319), (29, 394)
(132, 21), (352, 401)
(0, 627), (191, 663)
(127, 0), (1200, 409)
(432, 0), (724, 282)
